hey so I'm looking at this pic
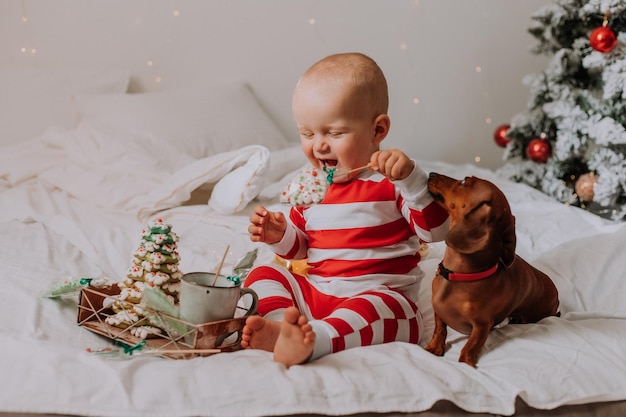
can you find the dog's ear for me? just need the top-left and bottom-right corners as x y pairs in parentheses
(446, 204), (491, 253)
(500, 213), (516, 267)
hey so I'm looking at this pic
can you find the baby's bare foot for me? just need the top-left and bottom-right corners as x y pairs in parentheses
(241, 315), (280, 352)
(273, 306), (316, 367)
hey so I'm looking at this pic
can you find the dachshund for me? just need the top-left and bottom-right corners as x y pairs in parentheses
(424, 173), (559, 367)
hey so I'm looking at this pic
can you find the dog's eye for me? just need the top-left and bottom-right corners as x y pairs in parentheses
(460, 179), (466, 186)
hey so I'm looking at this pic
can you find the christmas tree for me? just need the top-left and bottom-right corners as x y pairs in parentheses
(495, 0), (626, 221)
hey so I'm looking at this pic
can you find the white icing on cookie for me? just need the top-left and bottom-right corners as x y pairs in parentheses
(145, 271), (172, 286)
(127, 264), (143, 278)
(105, 310), (140, 327)
(130, 325), (162, 339)
(281, 167), (328, 206)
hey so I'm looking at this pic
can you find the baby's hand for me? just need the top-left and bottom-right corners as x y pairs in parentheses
(248, 205), (286, 244)
(370, 149), (415, 181)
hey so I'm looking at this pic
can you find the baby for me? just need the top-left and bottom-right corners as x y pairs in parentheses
(241, 52), (450, 367)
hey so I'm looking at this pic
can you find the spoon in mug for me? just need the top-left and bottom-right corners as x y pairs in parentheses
(211, 244), (230, 286)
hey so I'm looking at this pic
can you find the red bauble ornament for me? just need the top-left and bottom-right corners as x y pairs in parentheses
(526, 137), (551, 163)
(493, 124), (512, 148)
(590, 25), (618, 53)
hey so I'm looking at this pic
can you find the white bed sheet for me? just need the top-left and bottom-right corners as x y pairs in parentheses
(1, 125), (625, 417)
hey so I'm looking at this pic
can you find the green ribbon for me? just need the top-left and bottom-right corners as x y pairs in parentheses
(322, 166), (336, 185)
(227, 275), (242, 286)
(116, 340), (146, 356)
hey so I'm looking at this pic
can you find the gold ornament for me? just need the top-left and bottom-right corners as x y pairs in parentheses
(575, 173), (598, 203)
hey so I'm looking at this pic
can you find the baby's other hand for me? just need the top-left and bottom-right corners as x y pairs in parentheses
(370, 149), (415, 181)
(248, 205), (286, 244)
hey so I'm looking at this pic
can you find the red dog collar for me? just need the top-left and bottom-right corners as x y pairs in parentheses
(437, 262), (499, 282)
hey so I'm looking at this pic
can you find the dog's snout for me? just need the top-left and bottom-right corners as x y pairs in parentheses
(429, 172), (439, 179)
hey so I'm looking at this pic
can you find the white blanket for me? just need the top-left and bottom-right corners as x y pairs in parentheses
(1, 125), (625, 417)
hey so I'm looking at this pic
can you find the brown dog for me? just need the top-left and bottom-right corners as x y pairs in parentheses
(424, 173), (559, 367)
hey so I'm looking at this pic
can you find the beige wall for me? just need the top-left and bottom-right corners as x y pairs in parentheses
(0, 0), (551, 169)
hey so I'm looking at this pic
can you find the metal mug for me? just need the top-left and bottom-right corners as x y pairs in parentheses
(179, 272), (258, 324)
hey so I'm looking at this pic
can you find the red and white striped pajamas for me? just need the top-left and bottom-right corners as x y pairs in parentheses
(244, 165), (449, 361)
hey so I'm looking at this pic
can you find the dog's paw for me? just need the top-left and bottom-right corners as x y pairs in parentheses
(424, 342), (445, 357)
(458, 352), (478, 368)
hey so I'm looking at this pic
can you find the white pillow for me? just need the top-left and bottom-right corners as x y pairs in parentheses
(533, 225), (626, 317)
(0, 69), (129, 147)
(75, 83), (291, 158)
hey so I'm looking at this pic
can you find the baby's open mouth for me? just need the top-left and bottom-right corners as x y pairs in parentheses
(321, 159), (338, 169)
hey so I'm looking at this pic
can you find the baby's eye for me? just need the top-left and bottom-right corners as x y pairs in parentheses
(328, 132), (343, 138)
(299, 132), (314, 139)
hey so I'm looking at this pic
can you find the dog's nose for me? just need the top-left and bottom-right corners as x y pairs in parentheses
(429, 172), (439, 178)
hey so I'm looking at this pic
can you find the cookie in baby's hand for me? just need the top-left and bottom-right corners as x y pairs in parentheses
(280, 167), (328, 206)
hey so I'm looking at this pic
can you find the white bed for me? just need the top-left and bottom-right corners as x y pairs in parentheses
(1, 70), (626, 417)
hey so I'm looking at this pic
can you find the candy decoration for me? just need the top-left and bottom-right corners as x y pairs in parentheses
(45, 277), (92, 298)
(493, 124), (512, 148)
(44, 277), (110, 298)
(526, 135), (551, 163)
(226, 275), (242, 286)
(86, 341), (220, 359)
(274, 255), (312, 276)
(575, 172), (598, 202)
(323, 165), (337, 184)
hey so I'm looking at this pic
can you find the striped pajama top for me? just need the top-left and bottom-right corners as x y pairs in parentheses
(270, 165), (449, 291)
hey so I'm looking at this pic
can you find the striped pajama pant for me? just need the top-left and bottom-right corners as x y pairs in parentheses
(243, 264), (423, 361)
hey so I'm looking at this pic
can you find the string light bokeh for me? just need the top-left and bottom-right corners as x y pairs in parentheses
(6, 0), (550, 170)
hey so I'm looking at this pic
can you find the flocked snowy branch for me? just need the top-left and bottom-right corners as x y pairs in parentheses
(496, 0), (626, 220)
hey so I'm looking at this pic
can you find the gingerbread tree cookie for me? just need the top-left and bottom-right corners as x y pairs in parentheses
(105, 218), (182, 338)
